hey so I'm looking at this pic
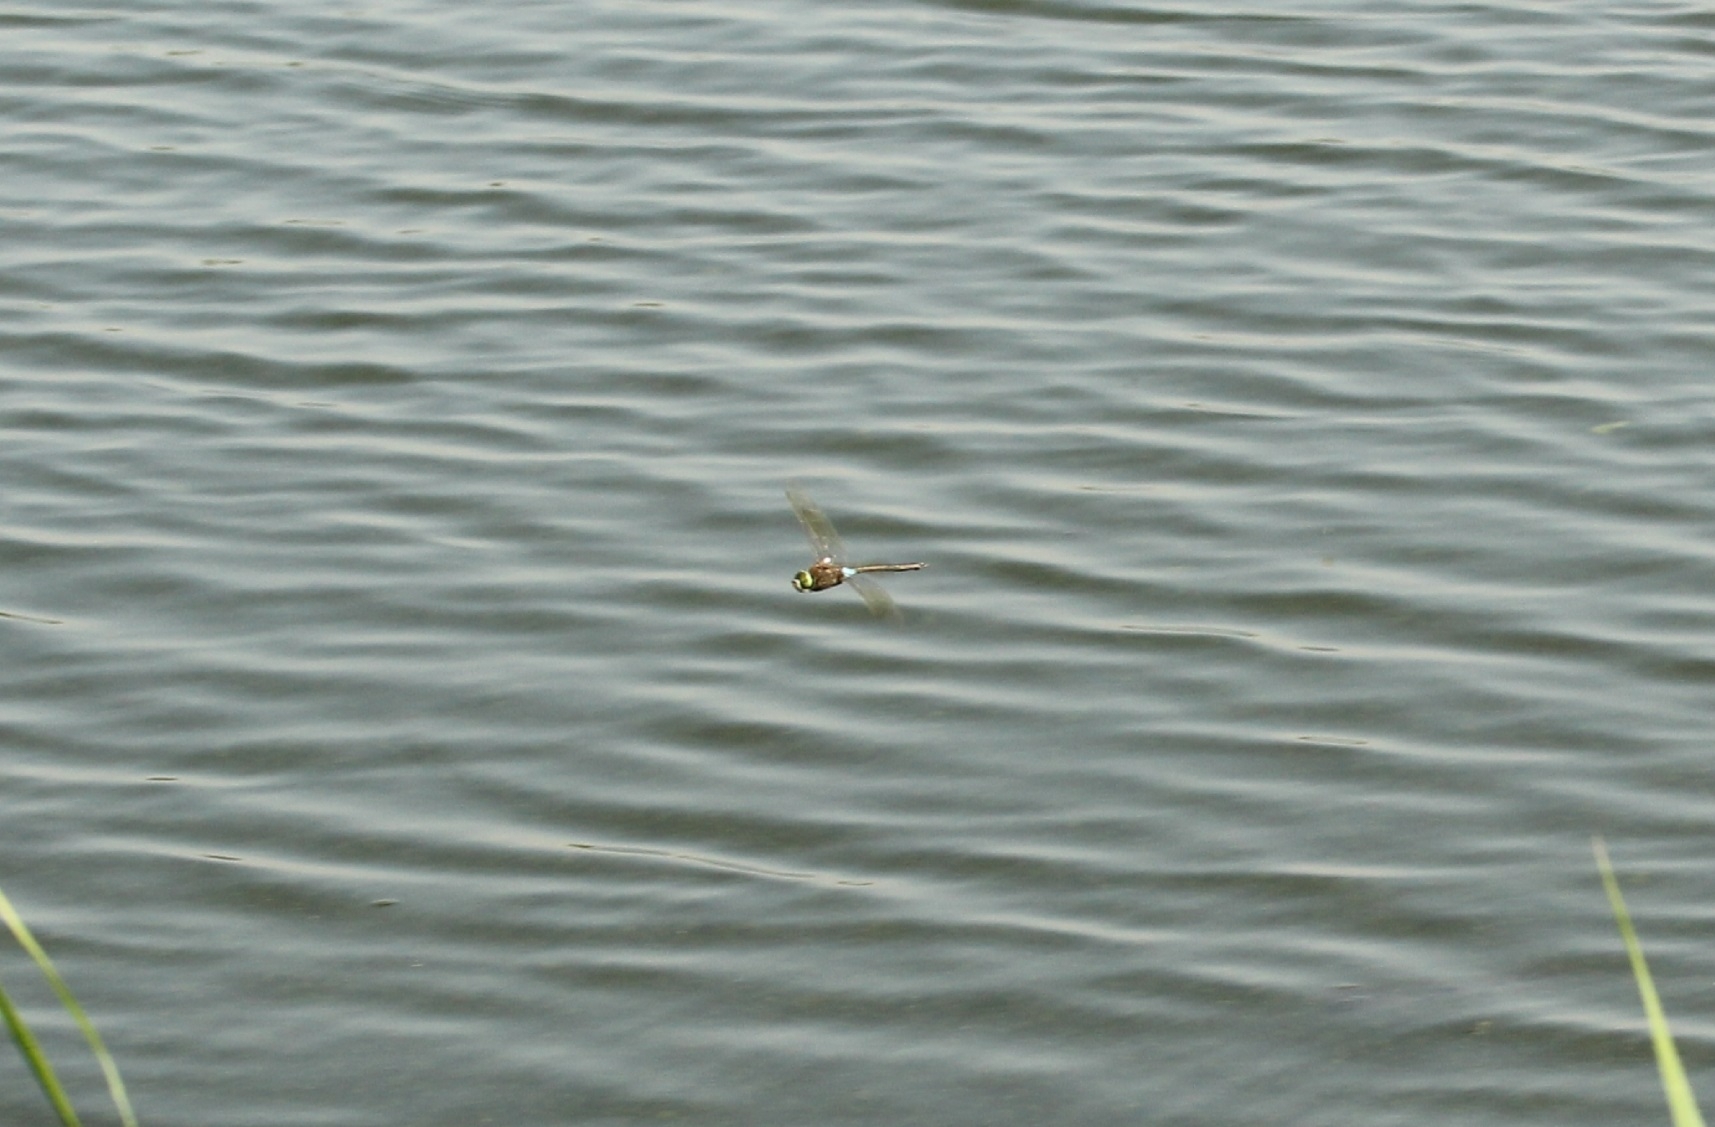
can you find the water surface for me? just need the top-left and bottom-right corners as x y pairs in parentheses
(4, 2), (1715, 1124)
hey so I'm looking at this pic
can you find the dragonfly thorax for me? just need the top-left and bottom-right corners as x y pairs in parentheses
(793, 558), (849, 593)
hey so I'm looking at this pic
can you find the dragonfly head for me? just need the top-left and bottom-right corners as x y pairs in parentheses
(792, 570), (815, 592)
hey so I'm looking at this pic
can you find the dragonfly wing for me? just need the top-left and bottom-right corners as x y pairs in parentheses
(786, 487), (847, 565)
(846, 574), (899, 619)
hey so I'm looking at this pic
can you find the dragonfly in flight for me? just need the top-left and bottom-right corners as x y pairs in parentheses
(787, 487), (924, 617)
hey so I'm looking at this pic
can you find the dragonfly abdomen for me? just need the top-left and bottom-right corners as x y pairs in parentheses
(850, 562), (926, 575)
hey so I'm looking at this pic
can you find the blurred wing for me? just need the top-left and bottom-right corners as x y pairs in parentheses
(786, 486), (847, 565)
(846, 574), (900, 620)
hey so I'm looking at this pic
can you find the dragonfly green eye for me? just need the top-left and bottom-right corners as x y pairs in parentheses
(793, 571), (813, 591)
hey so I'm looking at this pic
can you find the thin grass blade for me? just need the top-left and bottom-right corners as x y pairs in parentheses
(1593, 836), (1707, 1127)
(0, 967), (83, 1126)
(0, 883), (138, 1127)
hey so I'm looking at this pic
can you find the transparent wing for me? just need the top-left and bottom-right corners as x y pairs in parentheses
(846, 574), (900, 619)
(786, 486), (846, 565)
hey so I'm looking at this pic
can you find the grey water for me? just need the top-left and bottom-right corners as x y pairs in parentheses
(4, 1), (1715, 1123)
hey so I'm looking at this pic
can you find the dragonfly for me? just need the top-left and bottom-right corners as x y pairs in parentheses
(787, 487), (924, 617)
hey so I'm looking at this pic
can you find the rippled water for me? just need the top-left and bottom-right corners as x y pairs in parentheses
(5, 2), (1715, 1124)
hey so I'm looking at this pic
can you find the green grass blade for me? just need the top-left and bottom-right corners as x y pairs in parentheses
(1594, 836), (1707, 1127)
(0, 966), (83, 1126)
(0, 884), (138, 1127)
